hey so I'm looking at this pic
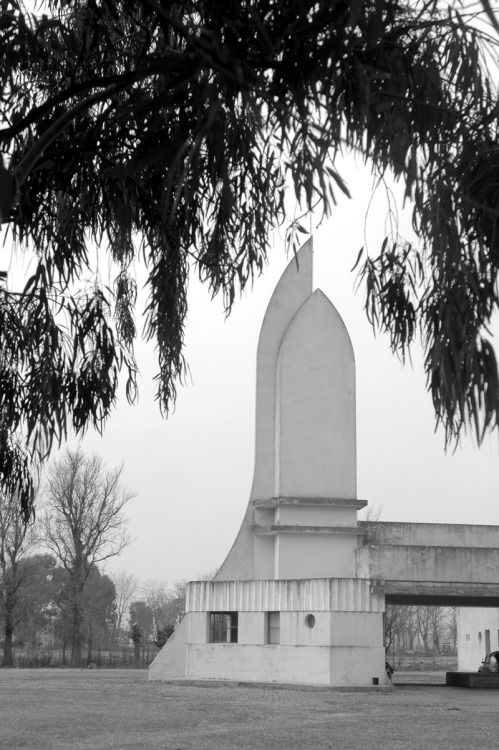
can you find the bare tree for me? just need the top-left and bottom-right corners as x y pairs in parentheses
(171, 579), (187, 601)
(129, 601), (154, 665)
(112, 569), (138, 644)
(447, 608), (458, 655)
(416, 607), (434, 654)
(428, 607), (447, 653)
(359, 504), (384, 523)
(384, 605), (407, 655)
(404, 606), (418, 653)
(0, 493), (37, 666)
(167, 579), (187, 631)
(197, 568), (220, 582)
(43, 448), (134, 667)
(143, 578), (187, 646)
(142, 580), (170, 631)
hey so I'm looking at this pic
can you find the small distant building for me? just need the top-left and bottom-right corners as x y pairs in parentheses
(457, 608), (499, 671)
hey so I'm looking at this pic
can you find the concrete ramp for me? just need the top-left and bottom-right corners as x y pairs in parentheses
(148, 616), (188, 680)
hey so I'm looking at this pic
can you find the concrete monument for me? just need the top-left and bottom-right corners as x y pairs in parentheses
(149, 239), (499, 686)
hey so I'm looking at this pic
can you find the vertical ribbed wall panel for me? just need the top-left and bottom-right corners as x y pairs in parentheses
(186, 578), (384, 613)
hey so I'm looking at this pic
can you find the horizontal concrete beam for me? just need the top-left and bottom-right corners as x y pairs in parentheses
(387, 594), (499, 607)
(254, 525), (366, 536)
(383, 580), (499, 607)
(358, 521), (499, 549)
(356, 543), (499, 585)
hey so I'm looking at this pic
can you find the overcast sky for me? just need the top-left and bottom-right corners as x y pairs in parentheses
(71, 157), (498, 588)
(7, 155), (498, 590)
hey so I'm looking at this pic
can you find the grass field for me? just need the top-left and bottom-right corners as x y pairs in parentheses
(0, 668), (495, 749)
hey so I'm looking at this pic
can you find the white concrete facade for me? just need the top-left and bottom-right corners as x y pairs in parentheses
(149, 579), (386, 685)
(275, 289), (356, 499)
(213, 239), (365, 587)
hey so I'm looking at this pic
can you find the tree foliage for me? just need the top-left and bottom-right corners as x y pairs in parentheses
(0, 491), (37, 665)
(10, 553), (59, 650)
(129, 600), (154, 640)
(0, 551), (121, 666)
(78, 566), (117, 663)
(129, 599), (154, 663)
(1, 0), (499, 514)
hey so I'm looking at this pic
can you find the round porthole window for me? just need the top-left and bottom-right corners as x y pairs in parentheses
(305, 614), (316, 629)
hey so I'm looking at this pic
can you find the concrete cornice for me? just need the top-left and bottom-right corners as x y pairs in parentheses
(253, 497), (367, 510)
(254, 525), (367, 536)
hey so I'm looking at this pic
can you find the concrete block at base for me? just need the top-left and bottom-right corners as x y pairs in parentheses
(329, 646), (386, 687)
(186, 644), (331, 684)
(183, 643), (385, 687)
(446, 671), (499, 688)
(149, 616), (188, 680)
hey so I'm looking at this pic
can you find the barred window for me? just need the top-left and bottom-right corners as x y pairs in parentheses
(267, 612), (280, 644)
(209, 612), (238, 643)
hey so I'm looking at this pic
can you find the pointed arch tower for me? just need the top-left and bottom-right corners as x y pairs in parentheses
(215, 238), (366, 582)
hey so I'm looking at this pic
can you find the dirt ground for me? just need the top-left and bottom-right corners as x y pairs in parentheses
(0, 668), (496, 750)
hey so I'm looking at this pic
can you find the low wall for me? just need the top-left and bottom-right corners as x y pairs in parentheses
(186, 643), (385, 686)
(446, 672), (499, 688)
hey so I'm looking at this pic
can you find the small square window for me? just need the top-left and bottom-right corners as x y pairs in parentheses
(209, 612), (238, 643)
(267, 612), (280, 644)
(465, 634), (470, 641)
